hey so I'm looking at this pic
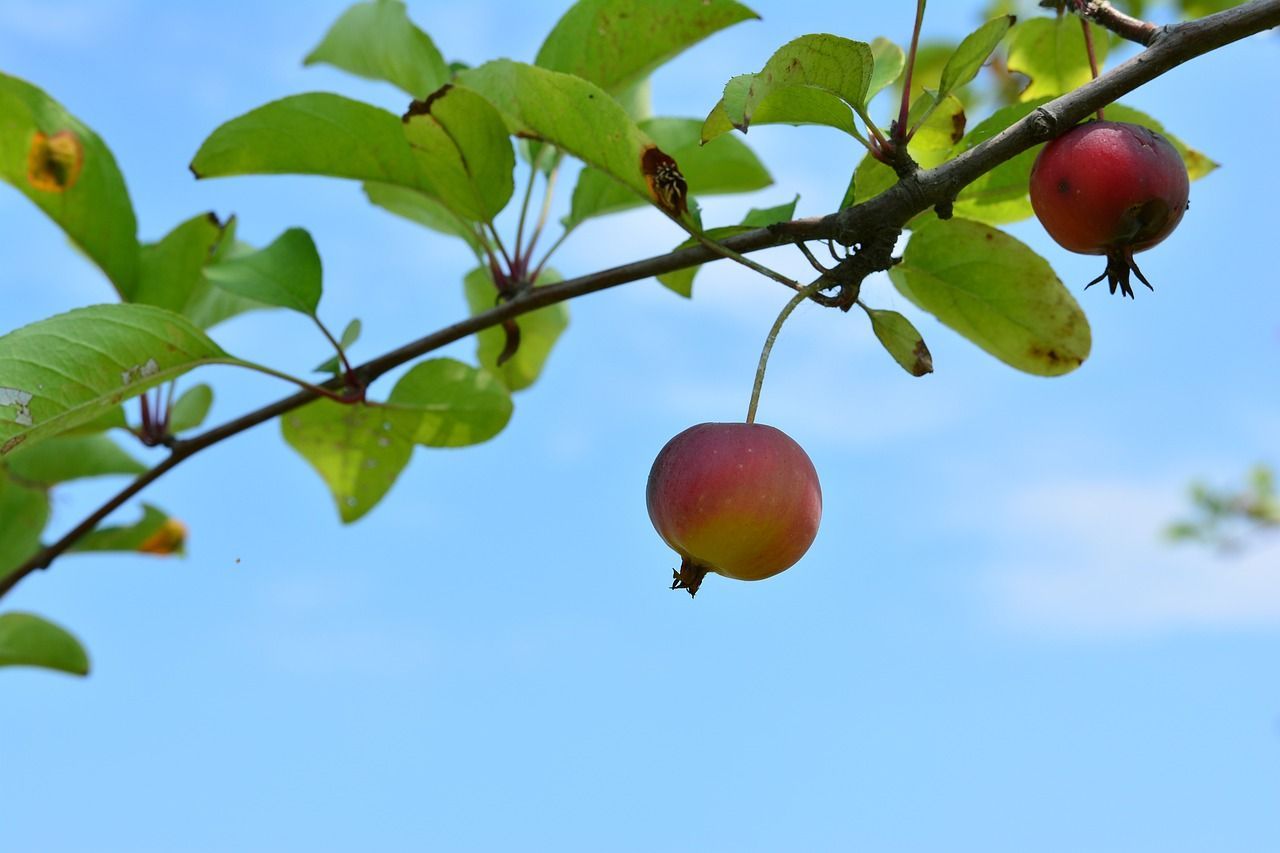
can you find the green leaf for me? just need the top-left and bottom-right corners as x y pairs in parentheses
(463, 267), (568, 391)
(0, 72), (139, 295)
(937, 15), (1014, 99)
(839, 171), (857, 210)
(535, 0), (758, 94)
(282, 400), (418, 523)
(863, 307), (934, 377)
(702, 74), (859, 144)
(402, 85), (515, 222)
(168, 383), (214, 433)
(897, 42), (960, 105)
(282, 357), (514, 522)
(131, 213), (266, 329)
(1006, 17), (1109, 102)
(950, 98), (1049, 225)
(190, 93), (434, 192)
(0, 304), (231, 456)
(853, 93), (966, 205)
(337, 318), (362, 350)
(4, 433), (144, 485)
(888, 217), (1090, 377)
(656, 197), (799, 297)
(387, 358), (513, 447)
(1102, 104), (1218, 181)
(742, 35), (875, 126)
(203, 227), (323, 316)
(303, 0), (450, 98)
(315, 319), (363, 375)
(457, 60), (666, 213)
(70, 504), (184, 554)
(565, 117), (771, 228)
(0, 613), (89, 676)
(362, 182), (483, 254)
(615, 77), (653, 120)
(67, 406), (129, 436)
(867, 37), (906, 103)
(0, 468), (48, 575)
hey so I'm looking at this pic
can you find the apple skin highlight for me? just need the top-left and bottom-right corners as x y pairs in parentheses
(647, 423), (822, 594)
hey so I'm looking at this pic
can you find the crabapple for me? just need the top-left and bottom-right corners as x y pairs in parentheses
(1029, 119), (1190, 298)
(646, 422), (822, 597)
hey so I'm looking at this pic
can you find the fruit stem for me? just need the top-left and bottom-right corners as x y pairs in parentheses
(1079, 11), (1105, 120)
(746, 281), (824, 425)
(895, 0), (928, 145)
(671, 558), (709, 598)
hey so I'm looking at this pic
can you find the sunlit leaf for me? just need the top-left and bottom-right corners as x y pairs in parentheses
(463, 267), (568, 391)
(889, 217), (1090, 376)
(70, 504), (185, 555)
(457, 60), (666, 213)
(0, 304), (231, 456)
(937, 15), (1014, 99)
(740, 35), (875, 127)
(0, 72), (139, 294)
(131, 213), (266, 329)
(867, 37), (906, 103)
(701, 74), (859, 143)
(4, 433), (144, 485)
(386, 358), (513, 447)
(853, 93), (966, 205)
(864, 307), (934, 377)
(1007, 17), (1109, 101)
(950, 98), (1048, 224)
(0, 468), (48, 575)
(283, 401), (418, 524)
(303, 0), (450, 98)
(204, 227), (323, 317)
(402, 85), (515, 221)
(168, 384), (214, 434)
(283, 359), (512, 522)
(362, 182), (483, 254)
(190, 93), (434, 192)
(535, 0), (758, 94)
(0, 612), (89, 676)
(565, 117), (771, 228)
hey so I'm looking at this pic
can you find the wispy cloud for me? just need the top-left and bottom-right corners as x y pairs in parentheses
(982, 477), (1280, 636)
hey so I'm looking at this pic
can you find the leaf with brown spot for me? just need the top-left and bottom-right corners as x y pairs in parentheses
(456, 60), (669, 217)
(641, 145), (688, 217)
(0, 72), (139, 293)
(26, 130), (83, 192)
(863, 307), (934, 377)
(889, 218), (1091, 377)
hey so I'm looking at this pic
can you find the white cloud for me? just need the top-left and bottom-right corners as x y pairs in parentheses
(982, 477), (1280, 636)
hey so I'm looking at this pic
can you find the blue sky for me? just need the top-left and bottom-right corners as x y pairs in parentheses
(2, 1), (1279, 850)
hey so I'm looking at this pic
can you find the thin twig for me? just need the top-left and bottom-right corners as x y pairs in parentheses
(1068, 0), (1160, 46)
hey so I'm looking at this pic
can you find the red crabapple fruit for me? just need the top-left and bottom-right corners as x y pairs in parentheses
(1030, 120), (1190, 298)
(646, 422), (822, 597)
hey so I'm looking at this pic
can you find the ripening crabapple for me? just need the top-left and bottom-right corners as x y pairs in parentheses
(646, 422), (822, 597)
(1029, 119), (1190, 299)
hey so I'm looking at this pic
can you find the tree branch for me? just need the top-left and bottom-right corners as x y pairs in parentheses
(4, 0), (1278, 600)
(1067, 0), (1160, 46)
